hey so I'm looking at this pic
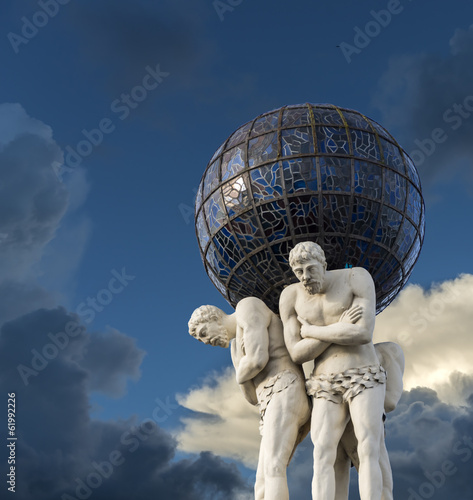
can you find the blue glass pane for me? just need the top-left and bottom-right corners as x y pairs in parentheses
(393, 219), (416, 261)
(231, 210), (266, 254)
(351, 198), (380, 239)
(289, 195), (319, 236)
(248, 132), (278, 167)
(376, 206), (403, 247)
(206, 241), (231, 281)
(311, 107), (344, 125)
(257, 200), (289, 242)
(282, 107), (311, 128)
(204, 190), (226, 235)
(323, 195), (350, 234)
(350, 130), (381, 161)
(250, 112), (279, 137)
(320, 156), (351, 192)
(203, 158), (220, 199)
(384, 172), (407, 211)
(380, 138), (405, 175)
(316, 127), (350, 155)
(222, 145), (246, 181)
(213, 226), (244, 268)
(251, 163), (284, 201)
(403, 153), (421, 186)
(354, 161), (382, 198)
(196, 210), (209, 252)
(406, 183), (422, 225)
(227, 121), (252, 149)
(281, 127), (314, 156)
(342, 111), (370, 130)
(283, 157), (317, 194)
(222, 175), (251, 218)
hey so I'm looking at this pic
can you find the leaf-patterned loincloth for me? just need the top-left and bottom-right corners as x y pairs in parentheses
(306, 365), (386, 404)
(256, 370), (299, 435)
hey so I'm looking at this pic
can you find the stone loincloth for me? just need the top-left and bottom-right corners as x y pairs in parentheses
(306, 365), (386, 404)
(256, 370), (299, 435)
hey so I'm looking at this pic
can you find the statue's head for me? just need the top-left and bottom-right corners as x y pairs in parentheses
(289, 241), (327, 295)
(188, 305), (230, 348)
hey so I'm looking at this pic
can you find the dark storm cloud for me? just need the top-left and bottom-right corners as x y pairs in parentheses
(0, 307), (250, 500)
(373, 24), (473, 186)
(80, 327), (146, 397)
(286, 387), (473, 499)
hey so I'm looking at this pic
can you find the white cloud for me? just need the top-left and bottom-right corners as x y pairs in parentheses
(374, 273), (473, 404)
(176, 367), (261, 468)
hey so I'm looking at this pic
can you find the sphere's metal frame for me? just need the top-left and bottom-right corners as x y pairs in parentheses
(195, 103), (425, 314)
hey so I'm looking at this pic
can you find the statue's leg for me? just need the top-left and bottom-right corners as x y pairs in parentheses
(379, 431), (393, 500)
(334, 441), (351, 500)
(348, 384), (385, 500)
(311, 398), (350, 500)
(261, 386), (308, 500)
(255, 442), (265, 500)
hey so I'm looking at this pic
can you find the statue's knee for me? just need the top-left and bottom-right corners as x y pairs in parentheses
(357, 436), (380, 461)
(264, 459), (285, 478)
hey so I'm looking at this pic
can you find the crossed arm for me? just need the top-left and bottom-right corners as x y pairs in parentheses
(297, 268), (376, 345)
(279, 268), (376, 364)
(279, 286), (331, 365)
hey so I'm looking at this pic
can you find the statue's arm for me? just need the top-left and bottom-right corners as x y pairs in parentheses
(279, 286), (331, 365)
(233, 298), (271, 385)
(299, 268), (376, 345)
(230, 339), (258, 405)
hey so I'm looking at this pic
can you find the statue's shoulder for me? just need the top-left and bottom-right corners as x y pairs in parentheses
(236, 296), (269, 314)
(280, 282), (299, 299)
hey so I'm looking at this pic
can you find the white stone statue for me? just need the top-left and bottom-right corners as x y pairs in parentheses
(280, 241), (404, 500)
(189, 297), (311, 500)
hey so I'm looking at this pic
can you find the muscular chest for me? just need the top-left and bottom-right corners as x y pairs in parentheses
(296, 288), (353, 325)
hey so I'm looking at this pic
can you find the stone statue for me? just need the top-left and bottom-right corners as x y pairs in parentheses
(280, 241), (403, 500)
(188, 297), (310, 500)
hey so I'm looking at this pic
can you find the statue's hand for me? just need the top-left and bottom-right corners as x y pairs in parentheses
(339, 305), (363, 324)
(297, 316), (311, 338)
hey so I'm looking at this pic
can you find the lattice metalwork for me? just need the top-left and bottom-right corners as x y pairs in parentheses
(195, 104), (425, 314)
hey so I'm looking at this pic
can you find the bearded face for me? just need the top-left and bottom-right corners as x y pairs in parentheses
(193, 321), (229, 348)
(292, 259), (326, 295)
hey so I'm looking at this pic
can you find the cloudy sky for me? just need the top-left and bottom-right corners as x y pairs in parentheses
(0, 0), (472, 498)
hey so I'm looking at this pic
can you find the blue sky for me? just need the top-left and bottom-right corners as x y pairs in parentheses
(1, 1), (473, 499)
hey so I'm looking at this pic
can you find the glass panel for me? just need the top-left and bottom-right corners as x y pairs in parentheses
(316, 127), (350, 155)
(257, 200), (289, 242)
(281, 127), (314, 156)
(222, 145), (246, 182)
(203, 158), (221, 199)
(393, 219), (416, 261)
(250, 163), (284, 201)
(204, 190), (226, 236)
(222, 175), (251, 218)
(354, 161), (382, 198)
(406, 183), (422, 225)
(380, 138), (405, 175)
(375, 206), (403, 248)
(322, 194), (350, 234)
(351, 198), (380, 240)
(342, 111), (370, 130)
(289, 195), (319, 236)
(213, 225), (244, 268)
(250, 112), (279, 137)
(226, 121), (252, 149)
(231, 209), (266, 254)
(384, 172), (407, 211)
(350, 130), (381, 161)
(319, 156), (351, 191)
(311, 107), (344, 125)
(403, 153), (421, 186)
(282, 107), (311, 128)
(248, 132), (278, 167)
(283, 157), (317, 194)
(196, 210), (210, 252)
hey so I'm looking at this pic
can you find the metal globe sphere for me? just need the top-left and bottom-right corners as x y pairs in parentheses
(195, 103), (425, 314)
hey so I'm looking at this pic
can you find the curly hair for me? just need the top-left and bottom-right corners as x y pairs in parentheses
(289, 241), (326, 269)
(188, 305), (225, 337)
